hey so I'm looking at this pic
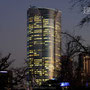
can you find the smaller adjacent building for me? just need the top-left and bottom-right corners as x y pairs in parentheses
(79, 52), (90, 86)
(0, 70), (13, 90)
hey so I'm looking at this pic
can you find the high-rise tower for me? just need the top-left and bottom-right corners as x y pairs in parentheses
(27, 7), (61, 86)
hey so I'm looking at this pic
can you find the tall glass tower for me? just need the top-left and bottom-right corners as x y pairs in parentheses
(27, 7), (61, 86)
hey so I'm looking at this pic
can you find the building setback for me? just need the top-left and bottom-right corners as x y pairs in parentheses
(27, 7), (61, 86)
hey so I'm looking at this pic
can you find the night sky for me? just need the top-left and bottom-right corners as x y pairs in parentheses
(0, 0), (90, 67)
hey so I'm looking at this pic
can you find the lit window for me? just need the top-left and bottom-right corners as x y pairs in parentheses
(29, 17), (33, 22)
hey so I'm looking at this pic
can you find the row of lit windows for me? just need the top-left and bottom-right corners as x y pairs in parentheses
(29, 58), (33, 60)
(43, 19), (54, 23)
(28, 47), (58, 56)
(34, 34), (42, 37)
(29, 64), (42, 67)
(34, 22), (42, 25)
(34, 63), (49, 67)
(29, 50), (33, 53)
(28, 28), (59, 36)
(34, 29), (42, 33)
(29, 60), (50, 65)
(35, 70), (48, 73)
(34, 64), (42, 66)
(34, 16), (42, 22)
(34, 37), (42, 40)
(34, 60), (42, 63)
(43, 25), (54, 28)
(45, 63), (49, 66)
(35, 79), (49, 85)
(34, 54), (39, 56)
(29, 16), (56, 23)
(33, 37), (52, 41)
(33, 71), (49, 77)
(27, 33), (56, 39)
(27, 29), (53, 34)
(42, 57), (51, 59)
(28, 17), (60, 26)
(28, 25), (55, 30)
(36, 79), (48, 82)
(29, 16), (42, 22)
(29, 64), (33, 67)
(35, 79), (44, 83)
(34, 25), (42, 28)
(29, 53), (39, 57)
(29, 49), (40, 52)
(28, 37), (53, 41)
(28, 19), (56, 29)
(28, 41), (53, 46)
(34, 42), (42, 45)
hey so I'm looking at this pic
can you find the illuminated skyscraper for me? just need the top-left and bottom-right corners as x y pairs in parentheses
(27, 7), (61, 86)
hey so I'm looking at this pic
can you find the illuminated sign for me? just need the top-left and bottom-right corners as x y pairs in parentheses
(0, 71), (8, 73)
(60, 82), (70, 87)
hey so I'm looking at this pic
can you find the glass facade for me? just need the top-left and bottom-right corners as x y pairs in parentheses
(27, 7), (61, 86)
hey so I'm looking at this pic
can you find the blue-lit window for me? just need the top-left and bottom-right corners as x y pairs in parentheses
(60, 82), (70, 87)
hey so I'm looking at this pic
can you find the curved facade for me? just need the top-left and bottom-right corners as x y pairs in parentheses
(27, 7), (61, 86)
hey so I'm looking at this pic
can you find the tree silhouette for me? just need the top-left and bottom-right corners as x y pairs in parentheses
(61, 32), (87, 61)
(0, 53), (15, 90)
(11, 67), (27, 90)
(61, 32), (88, 86)
(0, 53), (27, 90)
(0, 53), (14, 71)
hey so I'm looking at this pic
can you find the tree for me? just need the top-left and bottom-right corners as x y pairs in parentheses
(70, 0), (90, 26)
(11, 67), (27, 90)
(0, 53), (14, 90)
(0, 53), (14, 71)
(0, 53), (27, 90)
(61, 32), (88, 85)
(61, 32), (87, 59)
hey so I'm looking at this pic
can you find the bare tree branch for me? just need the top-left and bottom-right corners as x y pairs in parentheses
(0, 53), (14, 71)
